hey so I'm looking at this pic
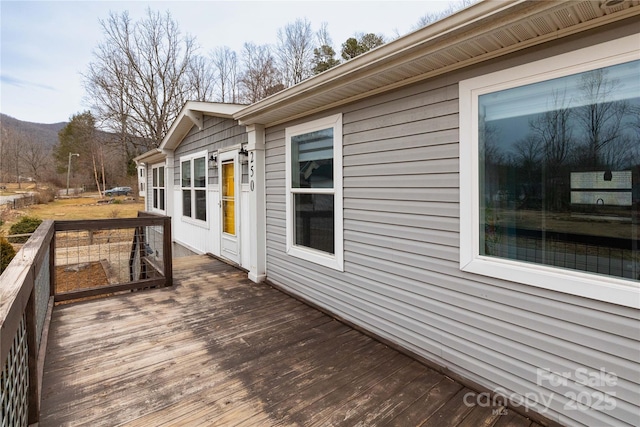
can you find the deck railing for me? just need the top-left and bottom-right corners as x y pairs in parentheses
(0, 213), (172, 425)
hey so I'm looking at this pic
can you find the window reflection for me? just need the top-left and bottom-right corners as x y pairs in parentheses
(479, 60), (640, 280)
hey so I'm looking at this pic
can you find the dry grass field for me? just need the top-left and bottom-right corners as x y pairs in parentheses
(0, 182), (37, 196)
(1, 194), (145, 235)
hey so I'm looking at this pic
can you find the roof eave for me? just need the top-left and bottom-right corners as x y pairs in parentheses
(133, 149), (165, 165)
(234, 0), (640, 127)
(234, 0), (524, 125)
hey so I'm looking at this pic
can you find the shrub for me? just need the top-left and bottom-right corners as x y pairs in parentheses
(8, 216), (43, 243)
(0, 236), (16, 274)
(34, 186), (57, 204)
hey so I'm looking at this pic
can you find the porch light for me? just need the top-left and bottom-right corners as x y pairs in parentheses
(238, 145), (248, 157)
(208, 153), (217, 168)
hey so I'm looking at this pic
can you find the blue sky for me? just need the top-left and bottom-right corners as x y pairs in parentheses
(0, 1), (453, 124)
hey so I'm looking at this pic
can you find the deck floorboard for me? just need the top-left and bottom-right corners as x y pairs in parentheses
(40, 255), (536, 426)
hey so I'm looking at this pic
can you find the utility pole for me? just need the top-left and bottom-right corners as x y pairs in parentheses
(66, 153), (80, 196)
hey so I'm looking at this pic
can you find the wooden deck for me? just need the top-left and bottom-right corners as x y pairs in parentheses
(40, 255), (540, 426)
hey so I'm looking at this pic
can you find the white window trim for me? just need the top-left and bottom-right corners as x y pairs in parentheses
(150, 163), (165, 214)
(180, 150), (208, 227)
(285, 114), (344, 271)
(459, 34), (640, 309)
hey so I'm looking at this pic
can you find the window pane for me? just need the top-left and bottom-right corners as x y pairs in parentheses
(159, 189), (165, 211)
(478, 60), (640, 280)
(153, 168), (158, 187)
(159, 166), (165, 187)
(222, 162), (234, 197)
(182, 190), (192, 217)
(195, 189), (206, 221)
(223, 200), (235, 235)
(194, 157), (206, 188)
(153, 189), (158, 209)
(292, 128), (333, 188)
(222, 162), (235, 234)
(181, 161), (191, 188)
(294, 194), (334, 254)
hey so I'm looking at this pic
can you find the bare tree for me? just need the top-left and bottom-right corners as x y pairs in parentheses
(312, 22), (340, 75)
(240, 43), (282, 103)
(575, 69), (630, 168)
(2, 127), (23, 187)
(20, 138), (52, 184)
(188, 54), (216, 102)
(513, 134), (543, 207)
(529, 90), (574, 172)
(414, 0), (477, 29)
(84, 40), (140, 160)
(276, 18), (315, 87)
(211, 46), (240, 103)
(527, 90), (574, 211)
(84, 8), (199, 152)
(316, 22), (332, 48)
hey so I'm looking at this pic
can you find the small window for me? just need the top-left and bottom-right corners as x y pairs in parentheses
(285, 114), (343, 270)
(460, 35), (639, 307)
(181, 153), (207, 222)
(151, 164), (165, 212)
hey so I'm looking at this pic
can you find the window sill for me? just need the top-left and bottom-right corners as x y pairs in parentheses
(287, 245), (344, 272)
(180, 216), (209, 229)
(461, 256), (639, 309)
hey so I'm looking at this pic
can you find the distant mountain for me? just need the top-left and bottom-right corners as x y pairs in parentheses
(0, 113), (67, 148)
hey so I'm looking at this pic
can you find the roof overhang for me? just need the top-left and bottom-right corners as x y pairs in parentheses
(235, 0), (640, 127)
(133, 148), (166, 165)
(159, 101), (246, 151)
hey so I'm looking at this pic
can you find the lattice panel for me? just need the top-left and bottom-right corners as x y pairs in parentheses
(35, 249), (51, 350)
(1, 314), (29, 427)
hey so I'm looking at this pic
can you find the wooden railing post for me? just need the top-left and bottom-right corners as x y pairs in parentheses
(163, 216), (173, 287)
(49, 231), (56, 297)
(25, 282), (40, 424)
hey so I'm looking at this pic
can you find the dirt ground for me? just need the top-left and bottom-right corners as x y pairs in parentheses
(55, 262), (109, 292)
(55, 262), (113, 305)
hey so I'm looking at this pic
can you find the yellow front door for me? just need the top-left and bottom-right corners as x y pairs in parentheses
(222, 161), (235, 235)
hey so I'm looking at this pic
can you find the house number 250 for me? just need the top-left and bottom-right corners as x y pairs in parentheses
(249, 151), (255, 192)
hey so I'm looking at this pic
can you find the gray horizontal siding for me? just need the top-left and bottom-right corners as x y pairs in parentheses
(263, 23), (640, 427)
(173, 115), (247, 186)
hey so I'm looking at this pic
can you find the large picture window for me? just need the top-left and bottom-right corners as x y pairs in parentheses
(181, 153), (207, 222)
(151, 164), (165, 211)
(285, 114), (343, 270)
(460, 35), (639, 307)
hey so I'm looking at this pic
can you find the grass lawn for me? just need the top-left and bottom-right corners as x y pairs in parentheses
(0, 182), (37, 196)
(1, 195), (145, 235)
